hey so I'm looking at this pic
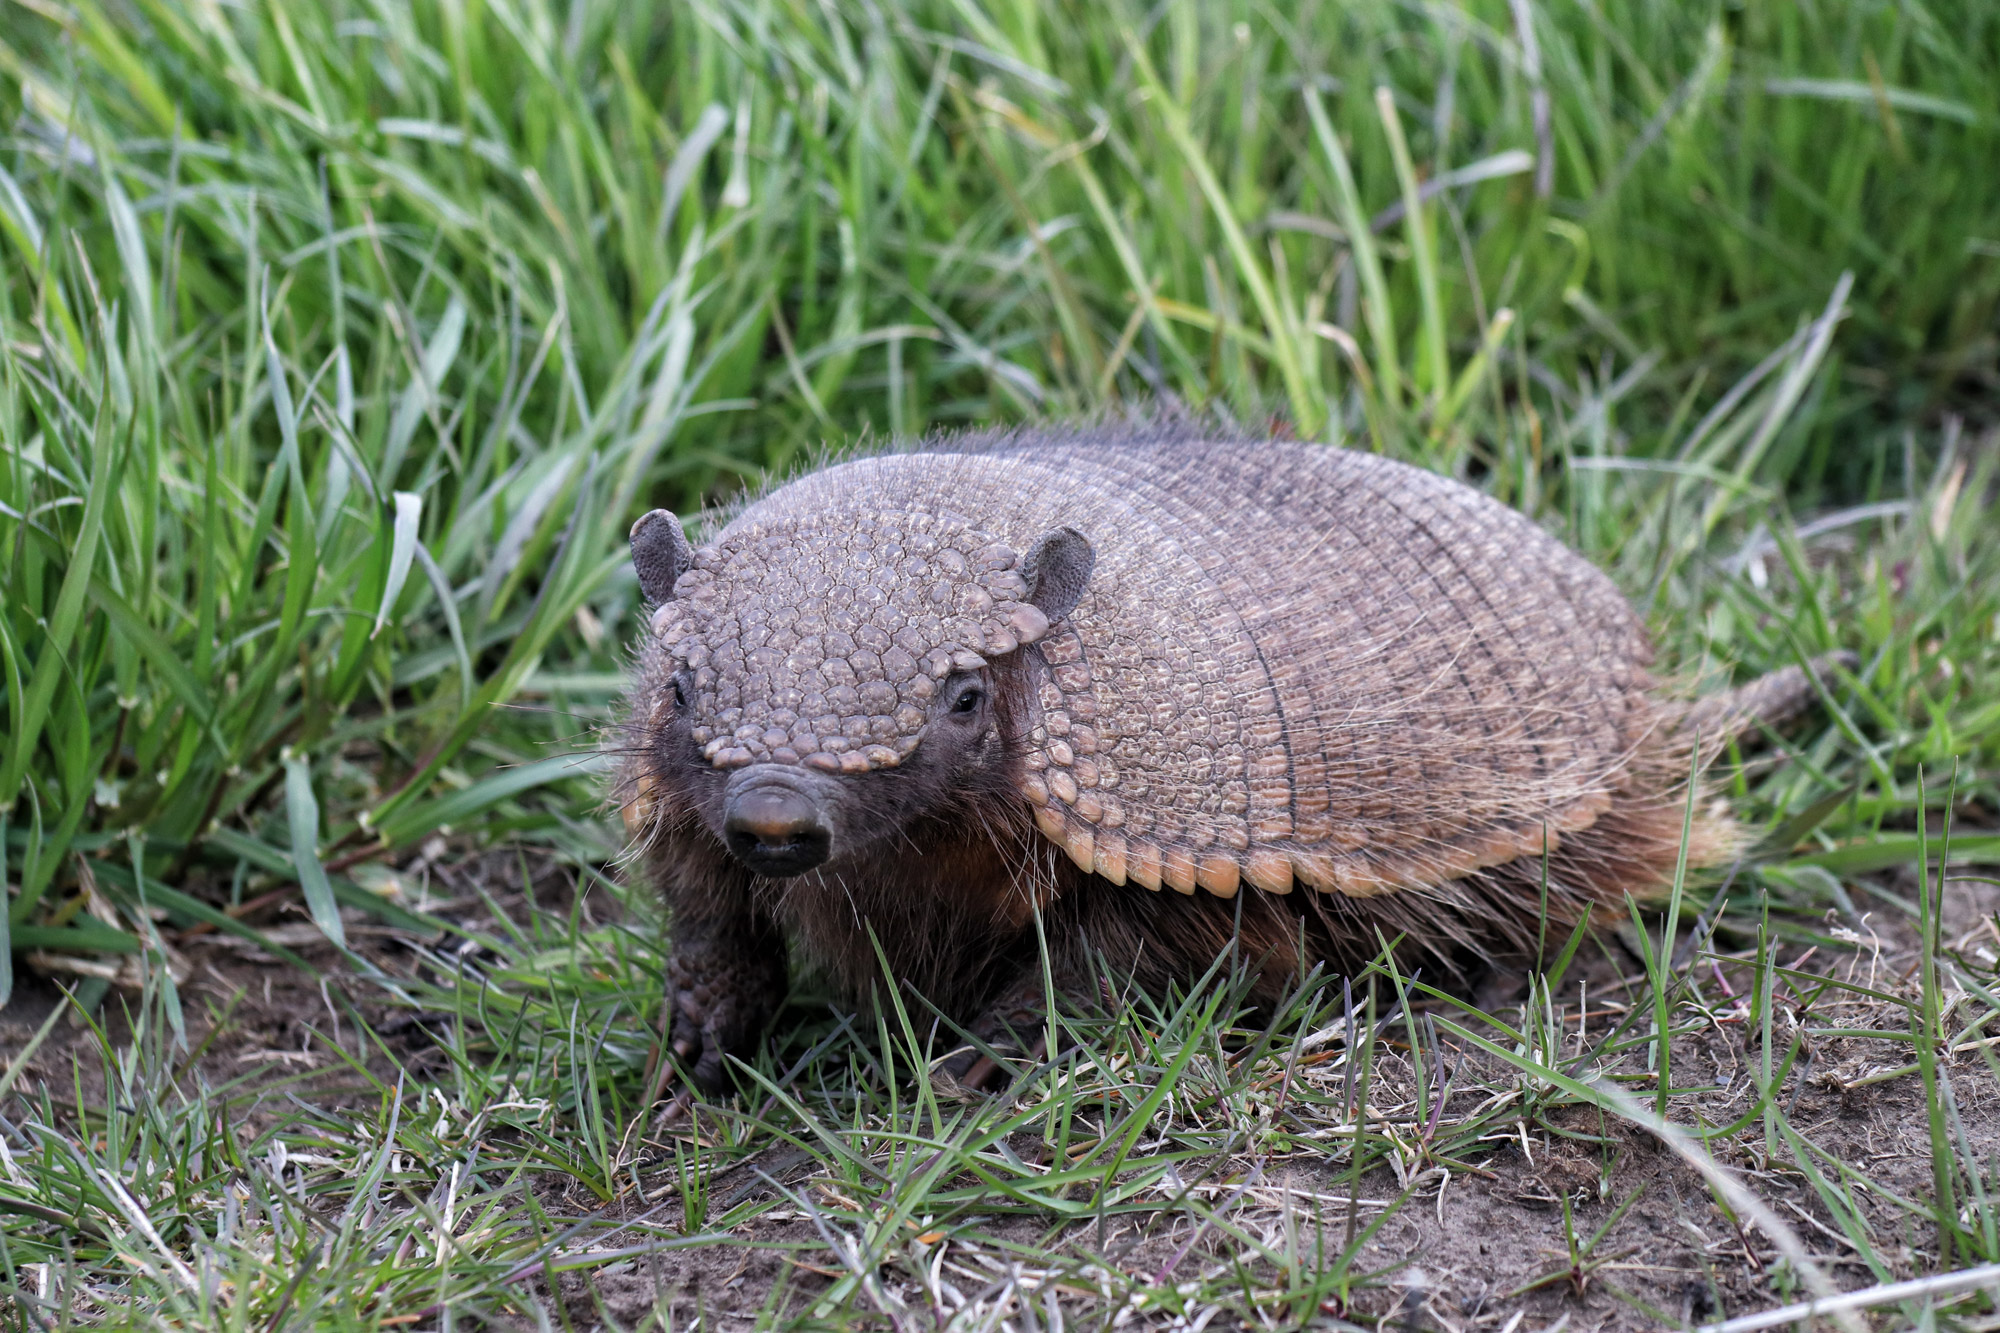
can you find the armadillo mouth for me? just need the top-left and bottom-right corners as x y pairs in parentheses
(722, 766), (837, 877)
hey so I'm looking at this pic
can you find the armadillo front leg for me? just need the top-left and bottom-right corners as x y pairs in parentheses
(657, 857), (787, 1093)
(939, 967), (1052, 1090)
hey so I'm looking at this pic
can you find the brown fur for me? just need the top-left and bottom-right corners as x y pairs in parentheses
(615, 426), (1842, 1091)
(620, 609), (1788, 1091)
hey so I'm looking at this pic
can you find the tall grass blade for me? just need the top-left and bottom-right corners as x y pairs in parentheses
(284, 754), (345, 949)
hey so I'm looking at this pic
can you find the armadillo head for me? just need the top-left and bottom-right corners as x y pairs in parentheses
(627, 500), (1092, 877)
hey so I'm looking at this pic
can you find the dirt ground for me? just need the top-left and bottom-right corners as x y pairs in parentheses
(565, 924), (1993, 1332)
(5, 852), (1998, 1332)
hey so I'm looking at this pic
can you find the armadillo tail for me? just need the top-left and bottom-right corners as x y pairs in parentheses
(1683, 651), (1856, 749)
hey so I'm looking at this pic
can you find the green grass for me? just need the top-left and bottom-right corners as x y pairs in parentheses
(0, 0), (1997, 1326)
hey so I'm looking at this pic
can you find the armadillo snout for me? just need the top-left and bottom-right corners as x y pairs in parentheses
(724, 768), (835, 877)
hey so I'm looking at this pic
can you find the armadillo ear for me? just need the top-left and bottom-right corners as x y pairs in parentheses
(1023, 526), (1094, 623)
(630, 510), (693, 603)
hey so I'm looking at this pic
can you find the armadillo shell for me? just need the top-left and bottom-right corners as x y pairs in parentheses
(924, 425), (1655, 899)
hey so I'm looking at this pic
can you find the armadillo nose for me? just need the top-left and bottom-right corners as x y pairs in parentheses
(724, 784), (832, 877)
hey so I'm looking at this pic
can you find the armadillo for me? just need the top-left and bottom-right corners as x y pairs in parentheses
(617, 422), (1833, 1089)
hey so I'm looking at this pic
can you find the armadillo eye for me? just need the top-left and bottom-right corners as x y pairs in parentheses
(671, 670), (691, 711)
(949, 681), (984, 715)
